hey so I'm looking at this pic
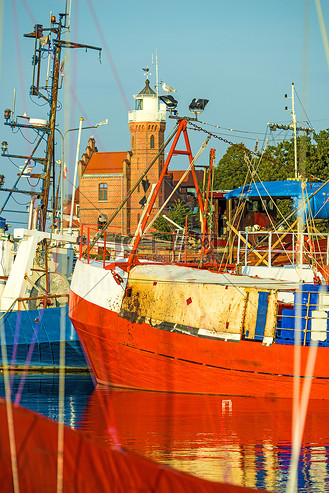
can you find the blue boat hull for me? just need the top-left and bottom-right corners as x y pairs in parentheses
(0, 306), (87, 370)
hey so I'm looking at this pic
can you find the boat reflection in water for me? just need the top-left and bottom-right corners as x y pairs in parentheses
(1, 373), (328, 492)
(80, 387), (329, 493)
(0, 373), (94, 428)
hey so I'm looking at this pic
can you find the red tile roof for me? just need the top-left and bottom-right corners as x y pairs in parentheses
(83, 152), (127, 175)
(168, 169), (204, 185)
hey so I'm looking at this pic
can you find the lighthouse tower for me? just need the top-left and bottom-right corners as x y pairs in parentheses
(128, 78), (166, 234)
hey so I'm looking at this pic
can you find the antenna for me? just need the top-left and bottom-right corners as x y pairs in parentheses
(65, 0), (72, 29)
(152, 50), (159, 97)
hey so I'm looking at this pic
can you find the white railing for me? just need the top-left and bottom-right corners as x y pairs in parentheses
(236, 231), (329, 267)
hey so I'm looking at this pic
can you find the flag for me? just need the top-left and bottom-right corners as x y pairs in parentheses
(63, 164), (67, 179)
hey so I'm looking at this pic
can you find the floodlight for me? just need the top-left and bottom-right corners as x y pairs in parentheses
(189, 99), (209, 113)
(159, 95), (178, 109)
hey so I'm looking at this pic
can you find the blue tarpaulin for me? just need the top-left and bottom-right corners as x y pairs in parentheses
(224, 180), (329, 220)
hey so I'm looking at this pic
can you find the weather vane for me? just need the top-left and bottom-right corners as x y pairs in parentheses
(142, 66), (151, 79)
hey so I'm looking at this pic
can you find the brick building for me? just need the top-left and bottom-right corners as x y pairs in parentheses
(78, 139), (131, 233)
(78, 78), (166, 235)
(164, 169), (205, 212)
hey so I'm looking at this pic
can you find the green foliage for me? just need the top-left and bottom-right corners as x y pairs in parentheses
(153, 200), (198, 240)
(314, 219), (329, 233)
(213, 143), (250, 190)
(212, 130), (329, 229)
(307, 130), (329, 181)
(259, 135), (315, 182)
(275, 199), (294, 227)
(213, 129), (329, 191)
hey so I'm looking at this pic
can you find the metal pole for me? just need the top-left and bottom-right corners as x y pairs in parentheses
(60, 133), (64, 234)
(41, 31), (61, 231)
(69, 117), (83, 233)
(292, 83), (298, 179)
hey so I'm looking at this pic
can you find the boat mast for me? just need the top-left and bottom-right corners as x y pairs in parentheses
(268, 84), (313, 180)
(41, 17), (62, 231)
(1, 13), (101, 233)
(291, 82), (298, 180)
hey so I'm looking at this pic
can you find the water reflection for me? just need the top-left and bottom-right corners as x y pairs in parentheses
(80, 387), (329, 493)
(0, 373), (94, 427)
(0, 374), (328, 492)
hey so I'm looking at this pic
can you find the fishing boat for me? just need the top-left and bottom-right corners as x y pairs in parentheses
(69, 114), (329, 399)
(0, 11), (103, 369)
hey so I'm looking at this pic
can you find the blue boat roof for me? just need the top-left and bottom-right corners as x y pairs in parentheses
(224, 180), (329, 220)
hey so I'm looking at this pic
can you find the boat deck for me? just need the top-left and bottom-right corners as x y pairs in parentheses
(129, 263), (298, 292)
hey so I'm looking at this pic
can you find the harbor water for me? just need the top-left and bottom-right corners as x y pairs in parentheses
(0, 372), (328, 492)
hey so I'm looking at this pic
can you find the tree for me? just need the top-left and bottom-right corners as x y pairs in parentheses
(307, 129), (329, 181)
(213, 144), (250, 190)
(214, 129), (329, 191)
(153, 200), (199, 239)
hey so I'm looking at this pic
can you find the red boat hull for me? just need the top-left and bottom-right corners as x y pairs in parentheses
(69, 291), (329, 399)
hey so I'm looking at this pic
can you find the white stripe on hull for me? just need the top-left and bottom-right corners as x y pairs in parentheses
(71, 260), (126, 313)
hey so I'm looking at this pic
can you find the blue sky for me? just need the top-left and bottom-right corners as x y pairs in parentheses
(0, 0), (329, 225)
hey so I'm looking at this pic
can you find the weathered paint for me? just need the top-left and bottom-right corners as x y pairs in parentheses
(121, 277), (251, 334)
(122, 267), (278, 339)
(264, 290), (277, 340)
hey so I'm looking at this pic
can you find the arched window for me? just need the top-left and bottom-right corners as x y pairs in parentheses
(98, 183), (108, 201)
(150, 135), (155, 149)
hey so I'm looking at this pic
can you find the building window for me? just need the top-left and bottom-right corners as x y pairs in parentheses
(150, 135), (155, 149)
(135, 99), (143, 110)
(99, 183), (108, 201)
